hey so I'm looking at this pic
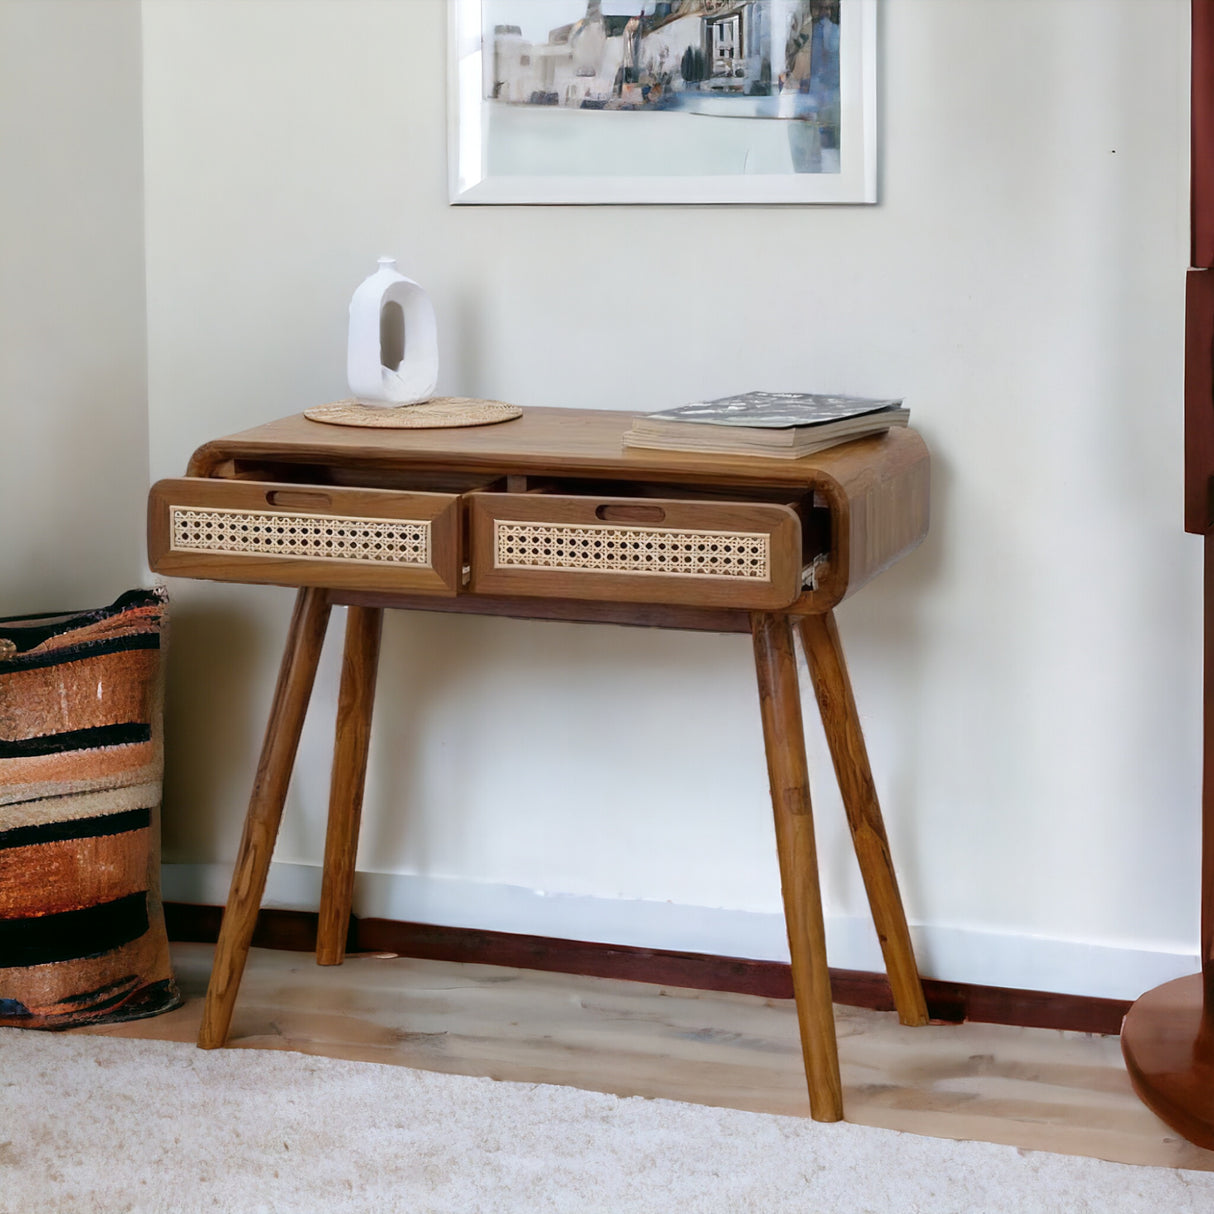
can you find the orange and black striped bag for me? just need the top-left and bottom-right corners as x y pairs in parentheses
(0, 588), (179, 1027)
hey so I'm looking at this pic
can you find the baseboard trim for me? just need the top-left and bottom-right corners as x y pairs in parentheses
(163, 902), (1133, 1037)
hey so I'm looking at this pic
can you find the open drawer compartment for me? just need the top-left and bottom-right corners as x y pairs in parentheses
(148, 478), (462, 595)
(467, 485), (805, 610)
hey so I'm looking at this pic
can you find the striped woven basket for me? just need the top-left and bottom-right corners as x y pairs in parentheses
(0, 589), (180, 1028)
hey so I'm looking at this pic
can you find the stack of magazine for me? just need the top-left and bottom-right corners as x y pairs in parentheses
(622, 391), (909, 459)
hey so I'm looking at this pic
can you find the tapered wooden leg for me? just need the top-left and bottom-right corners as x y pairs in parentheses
(798, 612), (930, 1027)
(198, 587), (332, 1049)
(317, 606), (383, 966)
(752, 611), (844, 1123)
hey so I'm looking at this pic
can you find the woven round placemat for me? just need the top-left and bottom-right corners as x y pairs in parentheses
(304, 397), (522, 429)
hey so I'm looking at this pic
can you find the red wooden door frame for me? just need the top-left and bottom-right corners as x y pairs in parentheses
(1186, 1), (1214, 532)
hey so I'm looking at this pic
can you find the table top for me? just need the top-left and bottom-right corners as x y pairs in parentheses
(187, 406), (924, 493)
(170, 406), (930, 615)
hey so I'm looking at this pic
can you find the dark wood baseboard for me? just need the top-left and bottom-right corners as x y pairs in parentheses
(163, 902), (1132, 1038)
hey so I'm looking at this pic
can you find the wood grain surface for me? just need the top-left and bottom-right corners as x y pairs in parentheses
(148, 478), (462, 595)
(184, 408), (913, 488)
(1185, 270), (1214, 533)
(1122, 974), (1214, 1151)
(328, 588), (759, 633)
(177, 410), (930, 610)
(468, 490), (803, 609)
(163, 903), (1136, 1036)
(84, 943), (1214, 1173)
(752, 611), (843, 1121)
(1194, 0), (1214, 268)
(317, 606), (383, 966)
(197, 588), (331, 1049)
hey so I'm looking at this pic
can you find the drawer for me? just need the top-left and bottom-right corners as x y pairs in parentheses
(148, 479), (462, 596)
(468, 491), (803, 609)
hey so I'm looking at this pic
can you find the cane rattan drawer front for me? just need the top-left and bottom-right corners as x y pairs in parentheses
(148, 479), (462, 595)
(468, 491), (802, 609)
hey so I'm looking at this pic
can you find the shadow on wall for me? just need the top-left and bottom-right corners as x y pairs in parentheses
(159, 592), (272, 863)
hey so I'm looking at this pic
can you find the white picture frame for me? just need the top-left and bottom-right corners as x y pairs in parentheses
(448, 0), (877, 205)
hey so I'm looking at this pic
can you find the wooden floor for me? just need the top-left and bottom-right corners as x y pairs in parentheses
(83, 943), (1214, 1173)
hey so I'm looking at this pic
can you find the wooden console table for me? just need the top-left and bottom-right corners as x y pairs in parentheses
(147, 407), (931, 1122)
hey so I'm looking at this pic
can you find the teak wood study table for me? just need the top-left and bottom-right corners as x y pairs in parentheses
(147, 407), (932, 1122)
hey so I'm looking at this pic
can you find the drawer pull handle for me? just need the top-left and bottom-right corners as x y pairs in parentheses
(595, 503), (666, 524)
(266, 489), (333, 510)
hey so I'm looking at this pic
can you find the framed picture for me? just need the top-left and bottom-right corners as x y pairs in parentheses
(448, 0), (877, 205)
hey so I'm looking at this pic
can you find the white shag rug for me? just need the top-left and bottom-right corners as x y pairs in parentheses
(2, 1031), (1213, 1214)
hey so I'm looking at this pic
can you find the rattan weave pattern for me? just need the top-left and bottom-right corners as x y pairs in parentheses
(494, 520), (770, 580)
(170, 507), (431, 566)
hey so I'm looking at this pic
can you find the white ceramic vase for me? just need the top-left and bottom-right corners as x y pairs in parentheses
(346, 256), (439, 405)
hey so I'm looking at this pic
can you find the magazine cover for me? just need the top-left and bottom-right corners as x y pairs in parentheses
(644, 391), (903, 429)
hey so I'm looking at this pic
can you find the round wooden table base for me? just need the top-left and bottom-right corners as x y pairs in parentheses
(1121, 973), (1214, 1151)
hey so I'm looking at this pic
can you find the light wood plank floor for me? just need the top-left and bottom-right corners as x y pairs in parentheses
(81, 943), (1214, 1173)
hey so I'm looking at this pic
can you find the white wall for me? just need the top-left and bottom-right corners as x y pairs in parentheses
(0, 0), (147, 615)
(139, 0), (1199, 999)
